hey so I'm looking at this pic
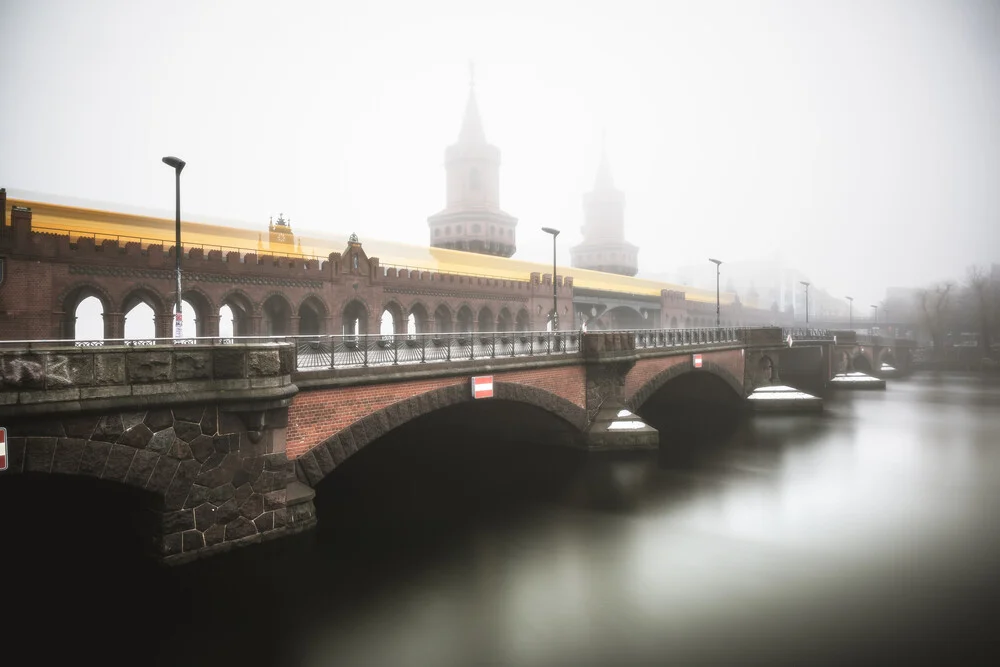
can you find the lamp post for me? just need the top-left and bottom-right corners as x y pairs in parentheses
(709, 258), (722, 327)
(541, 227), (560, 332)
(162, 156), (186, 339)
(800, 281), (810, 324)
(870, 304), (878, 333)
(845, 296), (853, 329)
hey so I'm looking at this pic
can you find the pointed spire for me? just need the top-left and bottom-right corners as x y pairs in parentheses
(458, 60), (486, 144)
(594, 129), (615, 190)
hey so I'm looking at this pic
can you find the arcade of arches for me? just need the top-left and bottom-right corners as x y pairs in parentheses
(62, 286), (537, 342)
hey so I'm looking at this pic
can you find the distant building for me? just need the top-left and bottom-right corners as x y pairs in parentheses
(427, 70), (518, 258)
(569, 140), (639, 277)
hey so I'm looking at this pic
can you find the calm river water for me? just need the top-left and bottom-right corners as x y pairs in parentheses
(5, 371), (1000, 666)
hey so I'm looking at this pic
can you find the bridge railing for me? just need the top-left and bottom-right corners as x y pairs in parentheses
(288, 330), (581, 370)
(626, 327), (746, 349)
(781, 327), (835, 341)
(0, 326), (786, 373)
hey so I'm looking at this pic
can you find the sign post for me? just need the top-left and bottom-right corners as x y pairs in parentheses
(0, 427), (8, 471)
(692, 354), (703, 369)
(471, 375), (494, 399)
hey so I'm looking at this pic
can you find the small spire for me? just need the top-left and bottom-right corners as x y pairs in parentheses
(459, 62), (486, 144)
(594, 131), (615, 190)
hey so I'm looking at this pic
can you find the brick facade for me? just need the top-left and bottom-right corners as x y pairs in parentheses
(286, 364), (587, 459)
(0, 190), (782, 343)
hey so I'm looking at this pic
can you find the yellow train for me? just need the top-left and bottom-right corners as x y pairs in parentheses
(4, 188), (726, 304)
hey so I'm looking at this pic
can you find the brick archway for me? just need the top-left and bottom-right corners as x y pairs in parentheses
(294, 381), (588, 486)
(627, 360), (746, 412)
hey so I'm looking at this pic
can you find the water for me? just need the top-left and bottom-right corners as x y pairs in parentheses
(4, 371), (1000, 666)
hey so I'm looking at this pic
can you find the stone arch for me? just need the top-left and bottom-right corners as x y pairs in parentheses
(455, 304), (474, 334)
(408, 301), (431, 336)
(342, 299), (369, 336)
(121, 284), (168, 317)
(220, 289), (257, 337)
(180, 287), (215, 337)
(627, 360), (746, 412)
(262, 292), (294, 336)
(497, 307), (514, 332)
(294, 382), (589, 486)
(59, 282), (115, 339)
(379, 299), (407, 337)
(433, 303), (452, 334)
(603, 305), (644, 330)
(876, 347), (897, 370)
(297, 294), (328, 336)
(515, 308), (530, 332)
(477, 305), (495, 332)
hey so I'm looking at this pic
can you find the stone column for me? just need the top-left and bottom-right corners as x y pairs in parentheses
(103, 311), (125, 340)
(290, 316), (301, 336)
(154, 313), (174, 341)
(203, 314), (220, 338)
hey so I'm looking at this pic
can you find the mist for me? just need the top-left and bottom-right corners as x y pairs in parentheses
(1, 0), (997, 307)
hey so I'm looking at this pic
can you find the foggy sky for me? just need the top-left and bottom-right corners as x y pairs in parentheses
(1, 0), (998, 308)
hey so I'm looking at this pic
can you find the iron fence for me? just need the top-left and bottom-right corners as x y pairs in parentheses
(0, 326), (774, 373)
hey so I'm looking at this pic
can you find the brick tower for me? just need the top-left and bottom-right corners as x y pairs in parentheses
(428, 65), (518, 257)
(570, 137), (639, 276)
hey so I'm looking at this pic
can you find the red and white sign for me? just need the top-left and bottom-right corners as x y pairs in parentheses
(471, 375), (494, 399)
(0, 427), (7, 471)
(692, 354), (703, 369)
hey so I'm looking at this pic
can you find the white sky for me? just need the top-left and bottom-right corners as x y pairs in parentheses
(2, 0), (998, 309)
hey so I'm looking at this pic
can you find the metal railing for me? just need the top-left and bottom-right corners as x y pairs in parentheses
(630, 326), (746, 348)
(782, 328), (835, 341)
(0, 326), (763, 374)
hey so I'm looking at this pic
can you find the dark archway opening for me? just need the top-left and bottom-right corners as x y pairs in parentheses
(263, 295), (292, 336)
(309, 399), (588, 576)
(853, 354), (873, 373)
(635, 371), (746, 466)
(0, 472), (176, 656)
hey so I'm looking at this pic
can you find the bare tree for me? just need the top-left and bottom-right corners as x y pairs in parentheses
(965, 265), (994, 356)
(917, 282), (953, 357)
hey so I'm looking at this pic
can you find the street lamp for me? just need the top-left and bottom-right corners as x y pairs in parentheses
(162, 156), (186, 339)
(870, 304), (878, 332)
(845, 296), (854, 329)
(541, 227), (560, 332)
(800, 281), (810, 324)
(709, 258), (722, 327)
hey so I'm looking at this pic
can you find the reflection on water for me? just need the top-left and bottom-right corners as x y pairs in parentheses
(5, 372), (1000, 666)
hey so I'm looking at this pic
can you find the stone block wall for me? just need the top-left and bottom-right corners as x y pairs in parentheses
(1, 403), (315, 564)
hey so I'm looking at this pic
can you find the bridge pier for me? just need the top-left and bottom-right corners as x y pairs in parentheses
(0, 343), (315, 565)
(582, 332), (659, 451)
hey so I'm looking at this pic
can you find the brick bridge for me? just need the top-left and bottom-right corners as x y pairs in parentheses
(0, 327), (912, 564)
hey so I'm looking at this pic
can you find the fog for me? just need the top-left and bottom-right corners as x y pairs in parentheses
(1, 0), (997, 308)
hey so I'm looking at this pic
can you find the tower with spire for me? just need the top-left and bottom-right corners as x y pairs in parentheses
(569, 136), (638, 276)
(428, 63), (518, 257)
